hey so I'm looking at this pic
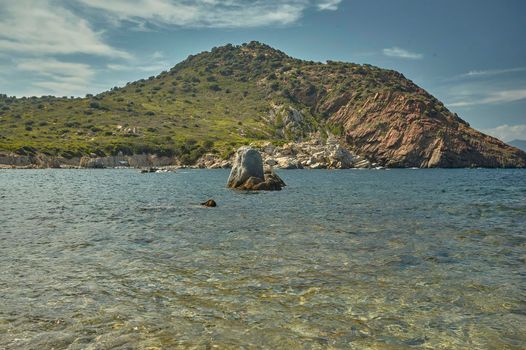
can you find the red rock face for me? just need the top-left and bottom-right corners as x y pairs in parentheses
(327, 91), (526, 168)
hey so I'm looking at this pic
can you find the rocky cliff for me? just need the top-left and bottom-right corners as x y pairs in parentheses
(328, 91), (525, 167)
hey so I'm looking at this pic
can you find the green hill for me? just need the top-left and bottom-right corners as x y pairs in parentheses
(1, 41), (525, 167)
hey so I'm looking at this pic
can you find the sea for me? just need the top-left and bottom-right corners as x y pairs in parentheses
(0, 168), (525, 349)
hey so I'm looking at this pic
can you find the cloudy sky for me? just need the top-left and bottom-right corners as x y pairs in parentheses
(0, 0), (525, 141)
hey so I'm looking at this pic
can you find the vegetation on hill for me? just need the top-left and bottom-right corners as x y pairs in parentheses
(0, 42), (411, 158)
(1, 41), (524, 167)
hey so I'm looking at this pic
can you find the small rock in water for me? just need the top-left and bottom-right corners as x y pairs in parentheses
(201, 199), (217, 207)
(140, 167), (158, 173)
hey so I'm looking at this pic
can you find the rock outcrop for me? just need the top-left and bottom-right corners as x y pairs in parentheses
(227, 147), (285, 191)
(268, 105), (314, 140)
(257, 134), (373, 169)
(328, 91), (526, 168)
(79, 157), (106, 168)
(195, 153), (231, 169)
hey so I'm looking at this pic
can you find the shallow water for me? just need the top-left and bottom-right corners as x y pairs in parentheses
(0, 168), (525, 349)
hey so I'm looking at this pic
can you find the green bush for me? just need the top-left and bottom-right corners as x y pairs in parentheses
(209, 84), (221, 91)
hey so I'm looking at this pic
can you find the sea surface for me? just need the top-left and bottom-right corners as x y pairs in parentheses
(0, 169), (525, 349)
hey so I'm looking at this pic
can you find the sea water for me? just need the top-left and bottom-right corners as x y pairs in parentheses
(0, 169), (525, 349)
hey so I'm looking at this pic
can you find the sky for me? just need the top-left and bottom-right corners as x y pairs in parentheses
(0, 0), (525, 141)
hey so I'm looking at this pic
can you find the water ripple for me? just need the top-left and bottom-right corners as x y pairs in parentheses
(0, 168), (525, 349)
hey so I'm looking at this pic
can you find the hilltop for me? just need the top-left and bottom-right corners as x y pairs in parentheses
(0, 41), (525, 168)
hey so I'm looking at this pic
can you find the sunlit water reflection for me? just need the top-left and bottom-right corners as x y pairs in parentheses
(0, 169), (525, 349)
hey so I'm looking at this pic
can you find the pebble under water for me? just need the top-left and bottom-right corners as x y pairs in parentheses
(0, 168), (525, 349)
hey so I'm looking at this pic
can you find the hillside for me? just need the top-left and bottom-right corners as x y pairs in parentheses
(0, 41), (525, 167)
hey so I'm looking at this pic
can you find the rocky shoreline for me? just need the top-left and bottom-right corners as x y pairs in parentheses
(0, 135), (379, 170)
(0, 153), (178, 170)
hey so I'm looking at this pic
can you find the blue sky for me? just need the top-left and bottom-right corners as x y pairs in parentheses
(0, 0), (525, 141)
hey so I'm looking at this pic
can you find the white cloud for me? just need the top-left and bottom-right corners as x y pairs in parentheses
(481, 124), (526, 142)
(107, 50), (170, 73)
(442, 67), (526, 83)
(317, 0), (342, 11)
(17, 59), (94, 79)
(77, 0), (340, 28)
(16, 58), (96, 95)
(0, 0), (345, 58)
(0, 0), (344, 96)
(31, 81), (90, 96)
(78, 0), (203, 26)
(460, 67), (526, 78)
(0, 0), (130, 58)
(107, 63), (168, 73)
(383, 47), (423, 60)
(448, 88), (526, 107)
(152, 51), (164, 60)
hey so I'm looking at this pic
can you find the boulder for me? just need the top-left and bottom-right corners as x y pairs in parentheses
(80, 157), (106, 168)
(219, 160), (231, 168)
(140, 167), (159, 173)
(227, 147), (285, 191)
(262, 142), (275, 155)
(354, 159), (372, 168)
(265, 158), (278, 166)
(262, 167), (286, 189)
(310, 162), (327, 169)
(196, 153), (223, 168)
(227, 147), (265, 188)
(201, 199), (217, 207)
(275, 157), (303, 169)
(330, 145), (354, 169)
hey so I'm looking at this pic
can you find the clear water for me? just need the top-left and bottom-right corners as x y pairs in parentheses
(0, 169), (525, 349)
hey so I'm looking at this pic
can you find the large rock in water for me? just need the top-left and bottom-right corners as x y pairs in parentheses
(227, 147), (285, 191)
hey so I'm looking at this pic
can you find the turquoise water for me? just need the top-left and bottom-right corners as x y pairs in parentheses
(0, 169), (525, 349)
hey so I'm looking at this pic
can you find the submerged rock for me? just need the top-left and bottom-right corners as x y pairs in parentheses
(227, 147), (285, 191)
(201, 199), (217, 207)
(140, 167), (158, 173)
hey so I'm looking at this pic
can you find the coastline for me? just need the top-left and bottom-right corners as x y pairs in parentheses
(2, 135), (525, 170)
(0, 136), (380, 170)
